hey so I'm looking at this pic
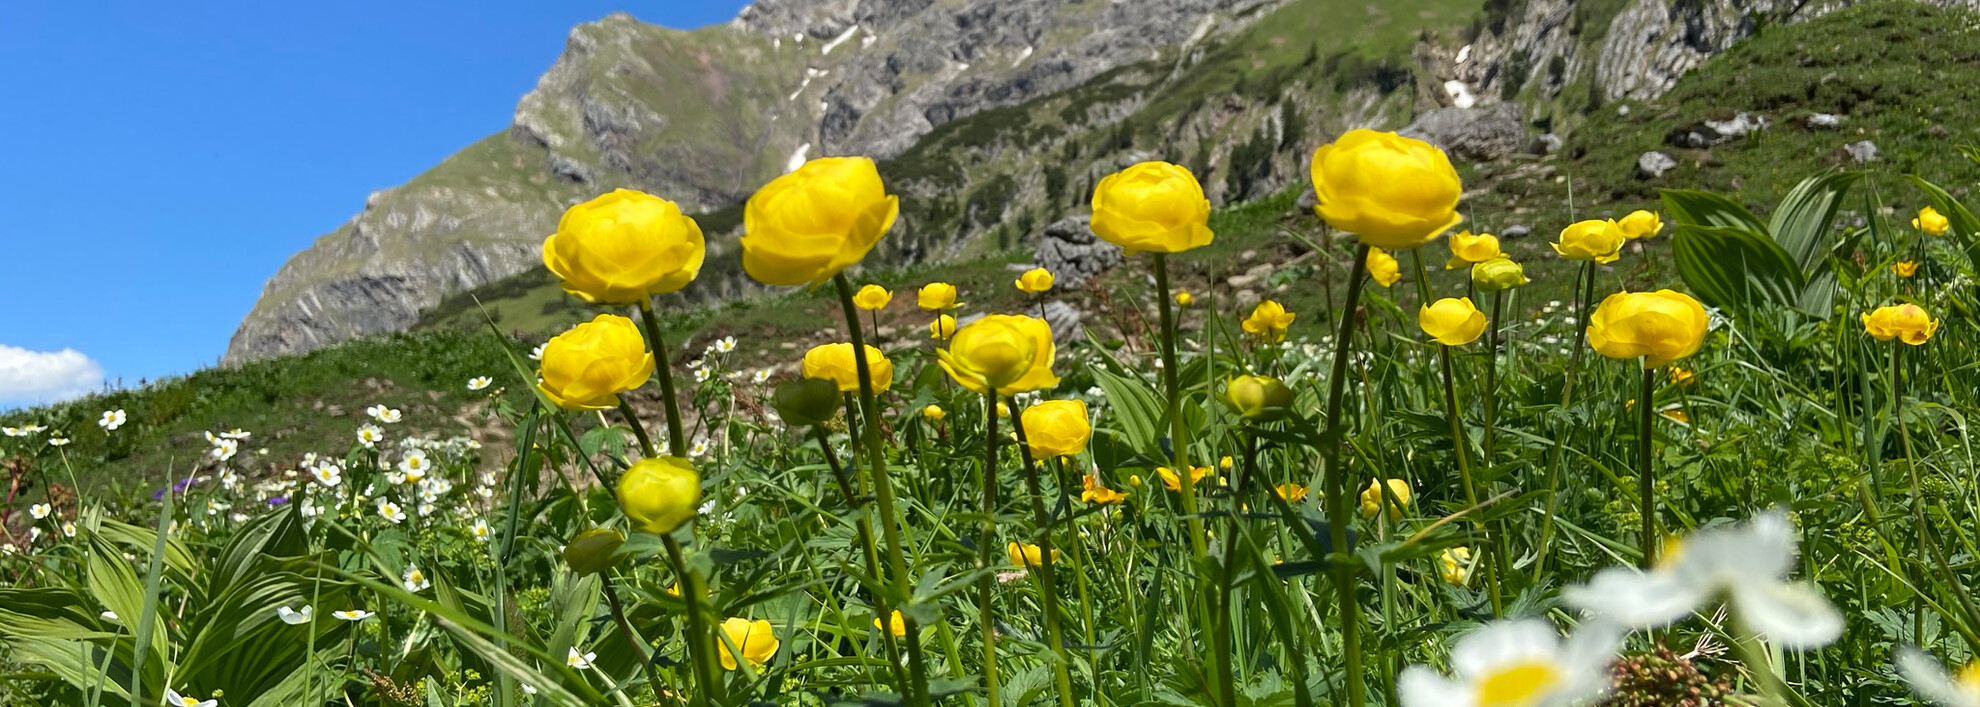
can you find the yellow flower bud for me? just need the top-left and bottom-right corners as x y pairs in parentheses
(1587, 290), (1710, 368)
(1618, 210), (1663, 240)
(1310, 129), (1463, 249)
(1081, 474), (1127, 504)
(1553, 219), (1626, 264)
(1862, 303), (1939, 345)
(1157, 466), (1211, 492)
(717, 617), (780, 670)
(1438, 547), (1472, 586)
(772, 378), (841, 427)
(536, 314), (654, 411)
(853, 284), (892, 311)
(918, 282), (959, 310)
(1007, 541), (1061, 568)
(1175, 290), (1195, 306)
(542, 189), (706, 305)
(1359, 478), (1412, 522)
(994, 401), (1010, 418)
(1223, 375), (1294, 421)
(930, 314), (958, 340)
(562, 528), (626, 576)
(1015, 268), (1055, 294)
(1668, 367), (1695, 385)
(1020, 400), (1091, 458)
(1893, 261), (1918, 278)
(936, 315), (1059, 395)
(874, 610), (907, 638)
(1915, 206), (1950, 236)
(1090, 162), (1215, 255)
(1241, 300), (1296, 342)
(1367, 247), (1402, 288)
(1444, 231), (1501, 269)
(741, 157), (898, 286)
(1273, 483), (1308, 502)
(1470, 257), (1529, 291)
(802, 343), (894, 393)
(1219, 456), (1234, 471)
(1128, 474), (1143, 487)
(922, 404), (946, 421)
(1419, 297), (1488, 346)
(617, 456), (700, 535)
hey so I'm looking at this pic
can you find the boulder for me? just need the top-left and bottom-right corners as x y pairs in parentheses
(1033, 216), (1123, 290)
(1844, 140), (1879, 164)
(1668, 112), (1768, 148)
(1528, 133), (1564, 156)
(1397, 103), (1527, 162)
(1500, 224), (1534, 239)
(1806, 113), (1842, 130)
(1637, 151), (1678, 179)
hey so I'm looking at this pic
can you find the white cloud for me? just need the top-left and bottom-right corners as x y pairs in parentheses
(0, 344), (104, 405)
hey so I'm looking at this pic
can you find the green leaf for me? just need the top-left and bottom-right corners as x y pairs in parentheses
(1908, 175), (1980, 273)
(1670, 225), (1805, 313)
(1768, 172), (1861, 273)
(1086, 366), (1163, 455)
(1661, 189), (1769, 234)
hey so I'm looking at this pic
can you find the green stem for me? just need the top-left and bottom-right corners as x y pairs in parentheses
(812, 426), (908, 694)
(1322, 244), (1372, 707)
(664, 535), (724, 707)
(1050, 456), (1104, 706)
(1730, 618), (1788, 707)
(1437, 345), (1500, 614)
(976, 392), (1004, 707)
(1638, 367), (1657, 568)
(831, 275), (932, 707)
(1245, 428), (1313, 707)
(1008, 401), (1077, 707)
(603, 575), (671, 707)
(1151, 254), (1206, 558)
(636, 299), (689, 455)
(618, 400), (658, 459)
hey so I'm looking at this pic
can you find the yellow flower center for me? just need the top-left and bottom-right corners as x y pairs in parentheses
(1476, 661), (1564, 707)
(1957, 660), (1980, 693)
(1657, 536), (1687, 569)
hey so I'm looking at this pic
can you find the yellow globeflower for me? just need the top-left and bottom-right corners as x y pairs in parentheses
(1021, 400), (1092, 458)
(741, 157), (898, 287)
(1015, 268), (1055, 294)
(1915, 206), (1951, 236)
(1439, 547), (1473, 586)
(543, 189), (706, 305)
(1554, 219), (1626, 264)
(922, 404), (946, 421)
(717, 618), (780, 671)
(1224, 375), (1293, 421)
(874, 610), (907, 638)
(853, 284), (892, 311)
(1359, 478), (1413, 521)
(995, 401), (1011, 418)
(1008, 541), (1062, 568)
(918, 282), (959, 310)
(1863, 303), (1939, 345)
(1090, 162), (1215, 254)
(1274, 483), (1309, 502)
(937, 315), (1059, 395)
(1310, 129), (1463, 249)
(1242, 300), (1296, 342)
(930, 314), (958, 340)
(1618, 210), (1664, 240)
(1445, 231), (1502, 269)
(536, 314), (654, 411)
(1419, 298), (1488, 346)
(1471, 257), (1529, 291)
(617, 457), (700, 535)
(802, 343), (894, 393)
(1893, 261), (1919, 278)
(1587, 290), (1710, 368)
(1668, 367), (1695, 385)
(1157, 465), (1211, 492)
(1175, 290), (1195, 306)
(1081, 475), (1127, 504)
(1367, 247), (1402, 288)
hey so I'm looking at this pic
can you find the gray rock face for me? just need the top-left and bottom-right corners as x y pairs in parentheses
(1398, 103), (1527, 162)
(1033, 216), (1122, 291)
(1638, 151), (1679, 178)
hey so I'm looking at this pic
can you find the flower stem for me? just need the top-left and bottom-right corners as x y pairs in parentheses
(602, 574), (672, 707)
(1050, 456), (1104, 705)
(1244, 428), (1314, 707)
(1151, 254), (1205, 558)
(617, 399), (659, 459)
(1437, 344), (1500, 614)
(1322, 244), (1373, 707)
(812, 426), (908, 693)
(1008, 402), (1077, 707)
(976, 392), (1003, 707)
(1637, 366), (1657, 568)
(636, 299), (688, 455)
(831, 274), (932, 707)
(664, 534), (724, 707)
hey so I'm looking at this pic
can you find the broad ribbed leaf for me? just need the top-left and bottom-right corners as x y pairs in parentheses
(1768, 172), (1860, 316)
(1661, 189), (1769, 234)
(1908, 175), (1980, 273)
(1671, 225), (1805, 312)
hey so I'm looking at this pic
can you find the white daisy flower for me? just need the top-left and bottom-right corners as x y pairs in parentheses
(164, 689), (217, 707)
(48, 437), (70, 447)
(402, 565), (430, 592)
(421, 478), (453, 496)
(398, 450), (430, 481)
(356, 424), (384, 448)
(376, 500), (406, 525)
(29, 503), (51, 520)
(1899, 647), (1980, 707)
(61, 522), (76, 538)
(687, 358), (705, 369)
(211, 439), (239, 461)
(0, 426), (24, 437)
(204, 500), (230, 516)
(98, 410), (126, 430)
(529, 343), (546, 360)
(715, 336), (736, 353)
(567, 647), (597, 669)
(690, 438), (711, 458)
(694, 367), (712, 383)
(220, 428), (252, 440)
(219, 471), (240, 490)
(1, 543), (15, 555)
(752, 369), (772, 384)
(1563, 510), (1841, 649)
(29, 527), (42, 542)
(377, 408), (402, 424)
(472, 518), (491, 542)
(313, 463), (342, 488)
(301, 501), (319, 518)
(365, 404), (388, 420)
(467, 376), (493, 391)
(417, 502), (436, 517)
(1398, 619), (1621, 707)
(276, 605), (314, 625)
(476, 486), (494, 499)
(332, 609), (375, 621)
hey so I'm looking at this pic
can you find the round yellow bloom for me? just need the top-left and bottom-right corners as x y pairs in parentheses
(1157, 465), (1211, 492)
(1241, 300), (1296, 342)
(562, 528), (626, 576)
(1367, 247), (1402, 288)
(1081, 475), (1127, 504)
(1359, 478), (1412, 521)
(937, 314), (1059, 395)
(741, 157), (898, 286)
(874, 610), (907, 638)
(1915, 206), (1950, 236)
(717, 617), (780, 670)
(1586, 290), (1710, 368)
(1224, 375), (1293, 421)
(802, 343), (894, 393)
(1021, 400), (1091, 458)
(1091, 161), (1215, 254)
(1008, 541), (1062, 568)
(918, 282), (959, 310)
(1668, 367), (1695, 385)
(536, 314), (654, 411)
(853, 284), (892, 311)
(1419, 298), (1488, 346)
(1015, 268), (1055, 294)
(1175, 290), (1195, 306)
(1553, 219), (1626, 263)
(543, 189), (706, 305)
(1471, 257), (1529, 291)
(617, 456), (700, 535)
(1618, 210), (1664, 240)
(922, 404), (946, 421)
(930, 314), (957, 340)
(1220, 456), (1234, 471)
(1862, 303), (1939, 345)
(1445, 231), (1501, 269)
(995, 401), (1011, 418)
(1274, 483), (1308, 502)
(1893, 261), (1919, 278)
(1310, 129), (1463, 249)
(1438, 546), (1472, 586)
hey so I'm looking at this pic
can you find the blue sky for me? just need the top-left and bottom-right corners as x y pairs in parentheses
(0, 1), (750, 406)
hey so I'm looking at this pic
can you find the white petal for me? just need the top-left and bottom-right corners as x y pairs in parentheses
(1897, 648), (1980, 707)
(1731, 581), (1841, 650)
(1685, 510), (1796, 585)
(1398, 665), (1474, 707)
(1554, 620), (1626, 702)
(1563, 567), (1702, 629)
(1449, 619), (1558, 680)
